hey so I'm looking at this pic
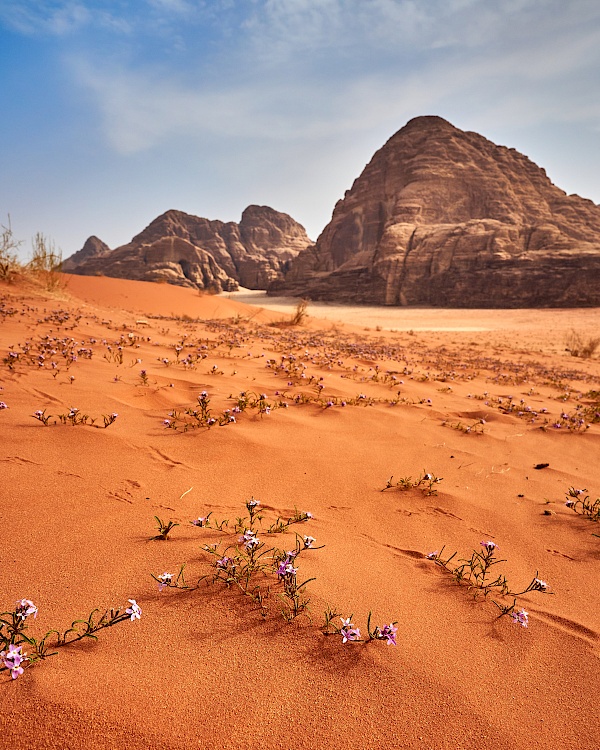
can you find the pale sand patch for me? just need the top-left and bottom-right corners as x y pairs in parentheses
(224, 287), (600, 333)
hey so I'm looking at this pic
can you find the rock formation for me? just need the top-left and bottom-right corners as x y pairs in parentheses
(270, 116), (600, 307)
(65, 206), (311, 293)
(61, 236), (111, 272)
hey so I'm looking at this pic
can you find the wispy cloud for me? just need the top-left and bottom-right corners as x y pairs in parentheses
(66, 0), (600, 155)
(0, 1), (131, 35)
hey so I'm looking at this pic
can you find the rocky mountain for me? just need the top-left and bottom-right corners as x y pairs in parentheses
(62, 236), (111, 272)
(65, 205), (311, 293)
(270, 116), (600, 307)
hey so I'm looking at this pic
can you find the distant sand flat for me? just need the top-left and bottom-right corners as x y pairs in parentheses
(224, 287), (600, 333)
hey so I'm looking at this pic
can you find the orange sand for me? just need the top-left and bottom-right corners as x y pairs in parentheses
(1, 274), (599, 749)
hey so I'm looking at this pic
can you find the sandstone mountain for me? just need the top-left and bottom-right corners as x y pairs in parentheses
(270, 116), (600, 307)
(65, 205), (311, 292)
(62, 236), (111, 272)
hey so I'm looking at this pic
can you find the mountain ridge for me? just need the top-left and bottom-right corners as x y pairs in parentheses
(270, 116), (600, 307)
(65, 205), (311, 293)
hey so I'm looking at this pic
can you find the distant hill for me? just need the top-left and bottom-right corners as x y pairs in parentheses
(64, 205), (311, 293)
(270, 116), (600, 307)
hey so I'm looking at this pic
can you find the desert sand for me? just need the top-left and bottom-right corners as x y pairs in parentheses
(1, 273), (599, 750)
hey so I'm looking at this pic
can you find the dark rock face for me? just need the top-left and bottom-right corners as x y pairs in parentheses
(270, 116), (600, 307)
(61, 236), (111, 272)
(65, 206), (311, 293)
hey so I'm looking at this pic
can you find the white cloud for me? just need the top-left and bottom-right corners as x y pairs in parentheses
(71, 0), (600, 156)
(0, 1), (130, 35)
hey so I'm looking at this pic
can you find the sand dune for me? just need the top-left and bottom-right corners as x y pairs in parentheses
(1, 274), (599, 749)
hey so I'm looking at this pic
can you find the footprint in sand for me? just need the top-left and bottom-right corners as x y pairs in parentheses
(149, 446), (192, 469)
(360, 533), (425, 559)
(546, 548), (576, 561)
(424, 506), (463, 521)
(1, 455), (41, 465)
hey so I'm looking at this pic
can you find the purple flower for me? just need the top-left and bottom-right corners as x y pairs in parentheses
(426, 551), (438, 560)
(240, 530), (260, 550)
(510, 608), (528, 628)
(340, 617), (361, 644)
(15, 599), (37, 621)
(216, 556), (231, 569)
(303, 535), (316, 549)
(277, 562), (297, 578)
(157, 572), (173, 591)
(126, 599), (142, 621)
(246, 498), (260, 509)
(533, 578), (548, 592)
(377, 623), (398, 646)
(0, 402), (7, 409)
(480, 540), (497, 553)
(191, 516), (208, 527)
(1, 644), (27, 679)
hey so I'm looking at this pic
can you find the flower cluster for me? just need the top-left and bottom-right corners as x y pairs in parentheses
(427, 542), (551, 628)
(382, 470), (443, 496)
(1, 598), (141, 680)
(1, 644), (26, 679)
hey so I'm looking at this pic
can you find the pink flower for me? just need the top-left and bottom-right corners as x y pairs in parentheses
(126, 600), (142, 621)
(377, 623), (398, 646)
(15, 599), (37, 621)
(511, 609), (528, 628)
(340, 617), (361, 643)
(1, 644), (27, 679)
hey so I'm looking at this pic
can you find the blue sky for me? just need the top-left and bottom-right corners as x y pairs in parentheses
(1, 0), (599, 261)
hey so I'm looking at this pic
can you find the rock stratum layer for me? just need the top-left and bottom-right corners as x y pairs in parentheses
(66, 205), (311, 292)
(270, 116), (600, 307)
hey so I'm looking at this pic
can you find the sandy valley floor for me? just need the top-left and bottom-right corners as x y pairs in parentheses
(1, 273), (599, 749)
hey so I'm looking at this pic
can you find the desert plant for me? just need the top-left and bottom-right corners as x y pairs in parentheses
(27, 233), (63, 290)
(1, 598), (141, 680)
(290, 298), (310, 325)
(565, 329), (600, 359)
(427, 541), (550, 627)
(565, 486), (600, 524)
(152, 516), (179, 540)
(0, 217), (22, 280)
(382, 470), (443, 496)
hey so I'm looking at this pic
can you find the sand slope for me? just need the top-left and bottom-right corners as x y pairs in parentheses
(1, 275), (599, 749)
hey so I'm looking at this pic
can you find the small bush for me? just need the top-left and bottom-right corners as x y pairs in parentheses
(0, 217), (22, 281)
(565, 329), (600, 359)
(291, 298), (310, 325)
(27, 233), (63, 290)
